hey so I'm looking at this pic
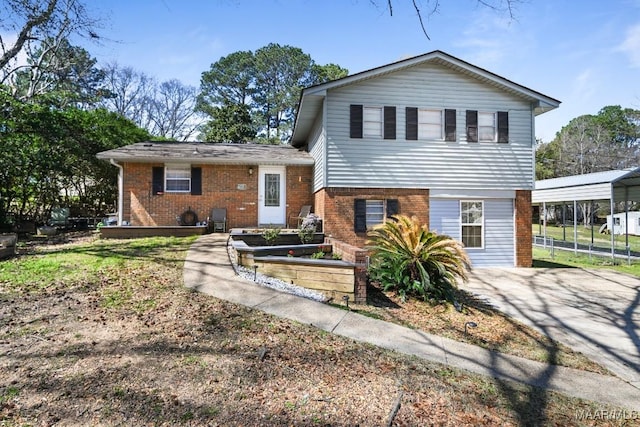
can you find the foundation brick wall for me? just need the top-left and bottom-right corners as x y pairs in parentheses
(315, 187), (430, 248)
(325, 237), (369, 303)
(123, 163), (313, 229)
(515, 189), (533, 267)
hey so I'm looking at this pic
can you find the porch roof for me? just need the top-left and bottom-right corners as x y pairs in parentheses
(97, 141), (315, 166)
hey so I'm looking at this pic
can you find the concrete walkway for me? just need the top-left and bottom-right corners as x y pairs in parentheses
(183, 234), (640, 411)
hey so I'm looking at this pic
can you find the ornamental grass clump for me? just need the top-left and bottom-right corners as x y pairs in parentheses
(367, 215), (471, 303)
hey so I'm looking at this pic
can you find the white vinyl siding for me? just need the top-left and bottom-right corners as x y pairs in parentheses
(419, 109), (443, 140)
(478, 112), (496, 142)
(165, 164), (191, 192)
(363, 106), (382, 137)
(324, 62), (534, 190)
(308, 111), (325, 192)
(430, 198), (515, 267)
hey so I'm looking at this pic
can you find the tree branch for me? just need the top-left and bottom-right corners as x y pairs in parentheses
(0, 0), (59, 70)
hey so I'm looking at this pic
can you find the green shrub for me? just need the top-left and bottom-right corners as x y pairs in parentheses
(261, 226), (281, 245)
(311, 251), (325, 259)
(367, 215), (471, 303)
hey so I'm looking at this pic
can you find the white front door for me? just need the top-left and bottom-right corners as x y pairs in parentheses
(258, 166), (286, 226)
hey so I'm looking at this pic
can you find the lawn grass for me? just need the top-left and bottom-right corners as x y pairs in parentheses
(533, 224), (640, 252)
(0, 235), (631, 425)
(533, 246), (640, 277)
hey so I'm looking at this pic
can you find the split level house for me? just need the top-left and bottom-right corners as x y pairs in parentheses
(97, 50), (560, 267)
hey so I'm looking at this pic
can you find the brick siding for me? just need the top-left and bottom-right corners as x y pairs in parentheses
(123, 163), (313, 228)
(515, 189), (533, 267)
(315, 187), (430, 248)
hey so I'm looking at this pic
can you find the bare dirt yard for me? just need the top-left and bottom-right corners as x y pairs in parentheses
(0, 234), (628, 426)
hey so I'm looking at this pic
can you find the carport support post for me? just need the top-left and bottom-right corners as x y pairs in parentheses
(590, 200), (594, 246)
(562, 204), (566, 241)
(610, 186), (615, 261)
(624, 187), (629, 250)
(573, 200), (578, 254)
(542, 202), (547, 248)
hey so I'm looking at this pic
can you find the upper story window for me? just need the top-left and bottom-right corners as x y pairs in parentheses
(363, 106), (382, 137)
(165, 164), (191, 192)
(478, 112), (496, 141)
(350, 104), (396, 139)
(406, 108), (456, 141)
(419, 109), (443, 140)
(466, 110), (509, 143)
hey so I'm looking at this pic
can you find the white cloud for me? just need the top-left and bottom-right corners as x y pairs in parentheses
(572, 68), (597, 103)
(452, 11), (526, 67)
(618, 23), (640, 67)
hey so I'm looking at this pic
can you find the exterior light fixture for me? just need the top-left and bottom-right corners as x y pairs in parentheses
(342, 295), (350, 308)
(464, 321), (478, 337)
(249, 167), (254, 175)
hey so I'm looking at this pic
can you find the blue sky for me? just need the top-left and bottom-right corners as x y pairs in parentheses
(87, 0), (640, 142)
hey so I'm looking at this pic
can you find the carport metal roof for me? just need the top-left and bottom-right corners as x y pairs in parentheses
(533, 167), (640, 203)
(532, 167), (640, 259)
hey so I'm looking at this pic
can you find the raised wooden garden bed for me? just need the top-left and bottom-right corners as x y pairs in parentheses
(100, 226), (207, 239)
(229, 228), (324, 246)
(231, 236), (367, 303)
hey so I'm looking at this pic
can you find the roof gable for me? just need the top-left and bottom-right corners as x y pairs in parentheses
(291, 50), (560, 147)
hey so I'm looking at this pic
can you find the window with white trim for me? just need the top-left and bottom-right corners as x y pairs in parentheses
(418, 109), (443, 140)
(461, 201), (483, 248)
(165, 164), (191, 192)
(478, 112), (496, 142)
(363, 106), (382, 137)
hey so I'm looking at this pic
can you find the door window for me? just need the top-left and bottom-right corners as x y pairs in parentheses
(264, 173), (280, 206)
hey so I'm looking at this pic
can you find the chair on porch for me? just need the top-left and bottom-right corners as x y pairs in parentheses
(290, 205), (311, 229)
(208, 208), (227, 233)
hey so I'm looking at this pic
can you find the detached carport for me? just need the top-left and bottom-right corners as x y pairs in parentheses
(532, 167), (640, 259)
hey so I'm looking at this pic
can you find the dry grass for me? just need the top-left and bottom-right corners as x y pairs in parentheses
(349, 283), (611, 375)
(0, 235), (627, 425)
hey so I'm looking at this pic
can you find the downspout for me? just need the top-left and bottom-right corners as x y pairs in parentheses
(110, 159), (124, 226)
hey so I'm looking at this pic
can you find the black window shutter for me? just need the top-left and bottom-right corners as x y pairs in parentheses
(444, 109), (456, 142)
(354, 199), (367, 232)
(466, 110), (478, 142)
(191, 167), (202, 195)
(406, 107), (418, 140)
(350, 104), (363, 139)
(497, 111), (509, 143)
(152, 166), (164, 195)
(383, 106), (396, 140)
(386, 199), (399, 218)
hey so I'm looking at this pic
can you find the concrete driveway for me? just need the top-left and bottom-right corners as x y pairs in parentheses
(465, 268), (640, 388)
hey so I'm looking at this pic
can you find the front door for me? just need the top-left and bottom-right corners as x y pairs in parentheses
(258, 166), (286, 226)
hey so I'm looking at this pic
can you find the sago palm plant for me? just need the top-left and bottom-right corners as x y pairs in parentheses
(367, 215), (471, 302)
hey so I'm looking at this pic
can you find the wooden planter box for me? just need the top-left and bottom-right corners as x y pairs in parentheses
(230, 229), (324, 246)
(249, 256), (356, 302)
(100, 226), (207, 239)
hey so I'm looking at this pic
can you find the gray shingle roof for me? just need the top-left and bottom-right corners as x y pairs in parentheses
(97, 142), (314, 165)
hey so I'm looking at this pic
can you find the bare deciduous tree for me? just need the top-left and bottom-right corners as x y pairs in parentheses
(147, 79), (202, 141)
(0, 0), (100, 91)
(376, 0), (521, 39)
